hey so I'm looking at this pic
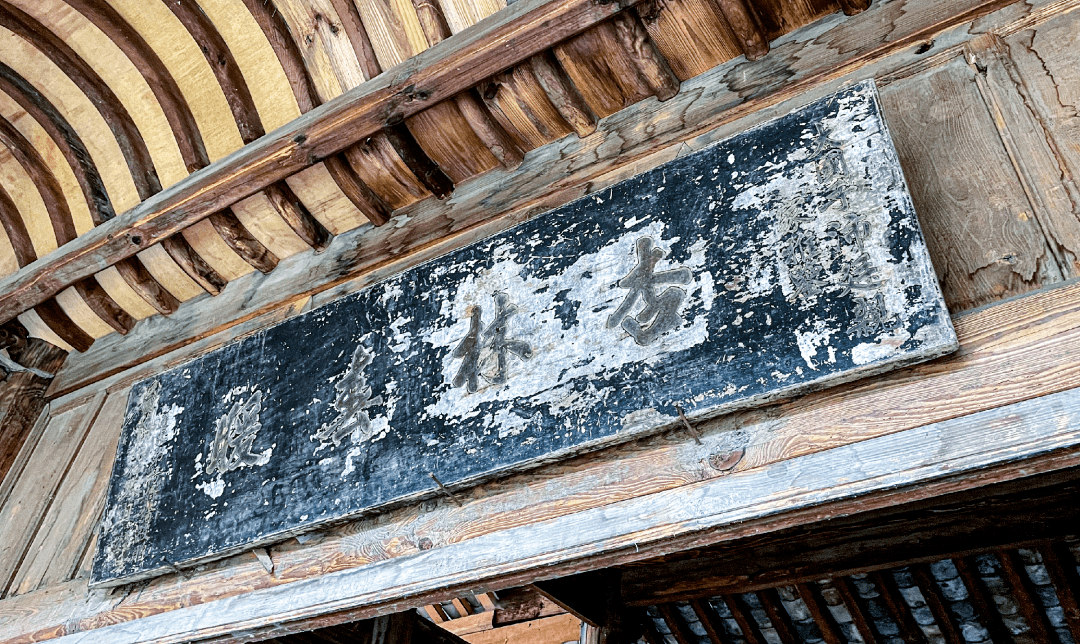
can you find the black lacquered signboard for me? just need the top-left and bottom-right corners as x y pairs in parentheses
(93, 81), (956, 586)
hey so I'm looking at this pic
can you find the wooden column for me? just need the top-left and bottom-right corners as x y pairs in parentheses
(0, 323), (66, 485)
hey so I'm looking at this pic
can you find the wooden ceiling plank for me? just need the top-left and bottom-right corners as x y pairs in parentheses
(910, 565), (965, 644)
(1039, 543), (1080, 643)
(831, 577), (878, 644)
(757, 589), (799, 644)
(996, 549), (1056, 644)
(794, 583), (843, 644)
(610, 12), (681, 101)
(952, 556), (1016, 644)
(328, 0), (384, 80)
(709, 0), (768, 61)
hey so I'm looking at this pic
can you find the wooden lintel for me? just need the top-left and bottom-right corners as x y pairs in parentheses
(0, 0), (646, 325)
(9, 385), (1080, 643)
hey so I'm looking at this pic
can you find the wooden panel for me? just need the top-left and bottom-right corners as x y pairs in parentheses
(998, 11), (1080, 274)
(0, 337), (66, 485)
(0, 391), (104, 597)
(91, 83), (955, 586)
(879, 56), (1063, 312)
(9, 387), (127, 596)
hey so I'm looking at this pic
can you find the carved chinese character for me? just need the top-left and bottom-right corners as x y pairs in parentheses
(850, 292), (898, 338)
(452, 292), (533, 393)
(206, 390), (272, 476)
(607, 237), (692, 346)
(312, 344), (383, 450)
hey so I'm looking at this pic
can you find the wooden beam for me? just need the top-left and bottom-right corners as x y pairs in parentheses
(0, 0), (649, 323)
(868, 571), (927, 644)
(525, 52), (597, 139)
(31, 300), (93, 353)
(952, 556), (1014, 644)
(996, 549), (1056, 643)
(113, 258), (180, 317)
(794, 583), (843, 644)
(208, 210), (279, 274)
(1038, 543), (1080, 643)
(72, 278), (135, 335)
(609, 12), (681, 101)
(0, 113), (77, 244)
(619, 468), (1080, 604)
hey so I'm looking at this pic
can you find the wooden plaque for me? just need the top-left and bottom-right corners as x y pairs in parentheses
(93, 81), (956, 586)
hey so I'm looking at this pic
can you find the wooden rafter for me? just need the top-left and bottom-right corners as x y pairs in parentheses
(237, 0), (392, 226)
(164, 0), (333, 254)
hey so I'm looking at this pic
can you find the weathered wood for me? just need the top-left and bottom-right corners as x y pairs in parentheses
(453, 91), (527, 169)
(0, 334), (65, 485)
(525, 53), (597, 138)
(31, 301), (93, 353)
(879, 56), (1062, 312)
(757, 589), (799, 644)
(997, 549), (1056, 642)
(0, 392), (104, 597)
(1041, 543), (1080, 643)
(327, 0), (383, 80)
(553, 22), (653, 118)
(262, 183), (334, 252)
(112, 258), (180, 317)
(384, 124), (455, 198)
(609, 12), (681, 101)
(710, 0), (768, 61)
(0, 113), (77, 245)
(236, 0), (393, 226)
(795, 583), (843, 644)
(838, 0), (873, 17)
(9, 389), (125, 596)
(208, 211), (280, 274)
(72, 279), (134, 335)
(13, 376), (1080, 643)
(91, 83), (954, 586)
(635, 0), (741, 81)
(0, 0), (1019, 329)
(158, 235), (227, 297)
(0, 181), (35, 267)
(725, 595), (767, 644)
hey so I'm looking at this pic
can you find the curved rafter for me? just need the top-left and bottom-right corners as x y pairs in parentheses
(56, 0), (280, 276)
(0, 181), (94, 351)
(238, 0), (391, 226)
(0, 0), (160, 198)
(0, 60), (114, 224)
(0, 0), (201, 317)
(163, 0), (331, 253)
(0, 108), (133, 337)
